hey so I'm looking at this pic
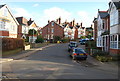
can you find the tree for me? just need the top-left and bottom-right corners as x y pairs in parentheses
(28, 29), (37, 35)
(53, 36), (61, 43)
(35, 35), (44, 43)
(80, 36), (86, 39)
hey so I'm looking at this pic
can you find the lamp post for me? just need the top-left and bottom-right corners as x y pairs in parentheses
(32, 28), (34, 43)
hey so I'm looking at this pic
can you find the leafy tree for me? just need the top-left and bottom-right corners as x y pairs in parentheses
(28, 29), (37, 35)
(80, 36), (86, 39)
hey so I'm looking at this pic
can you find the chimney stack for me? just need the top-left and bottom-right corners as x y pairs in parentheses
(48, 20), (50, 23)
(29, 18), (32, 21)
(77, 23), (79, 25)
(56, 19), (58, 23)
(91, 24), (93, 28)
(81, 22), (82, 27)
(72, 19), (75, 26)
(58, 17), (61, 24)
(98, 9), (100, 12)
(65, 19), (67, 24)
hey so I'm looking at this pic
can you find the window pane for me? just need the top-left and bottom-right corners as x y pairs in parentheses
(114, 35), (117, 41)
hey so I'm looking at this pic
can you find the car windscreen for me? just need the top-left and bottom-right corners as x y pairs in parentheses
(82, 40), (86, 42)
(75, 49), (85, 53)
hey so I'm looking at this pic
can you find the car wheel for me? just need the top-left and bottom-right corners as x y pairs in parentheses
(84, 58), (87, 60)
(68, 49), (70, 52)
(72, 57), (76, 60)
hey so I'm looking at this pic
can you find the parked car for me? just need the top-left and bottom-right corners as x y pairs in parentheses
(80, 39), (87, 45)
(68, 41), (78, 52)
(70, 48), (88, 60)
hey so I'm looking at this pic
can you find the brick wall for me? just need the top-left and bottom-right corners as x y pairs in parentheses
(110, 49), (120, 55)
(0, 31), (9, 36)
(17, 25), (22, 38)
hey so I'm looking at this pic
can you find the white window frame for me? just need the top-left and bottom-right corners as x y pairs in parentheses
(51, 22), (54, 27)
(110, 34), (119, 49)
(51, 28), (54, 33)
(0, 21), (5, 29)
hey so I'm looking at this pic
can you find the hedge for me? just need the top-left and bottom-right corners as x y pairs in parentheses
(1, 38), (24, 51)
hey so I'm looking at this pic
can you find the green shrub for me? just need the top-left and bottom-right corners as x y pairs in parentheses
(25, 36), (29, 42)
(61, 38), (70, 43)
(92, 49), (109, 57)
(28, 29), (37, 35)
(35, 35), (44, 43)
(96, 56), (109, 62)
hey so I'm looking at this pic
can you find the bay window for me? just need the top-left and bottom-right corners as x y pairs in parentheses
(110, 7), (119, 26)
(110, 34), (120, 49)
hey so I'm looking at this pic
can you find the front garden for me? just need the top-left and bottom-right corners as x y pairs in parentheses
(85, 40), (120, 62)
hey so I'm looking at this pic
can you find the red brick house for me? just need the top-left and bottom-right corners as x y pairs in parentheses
(16, 17), (29, 39)
(102, 12), (110, 52)
(41, 20), (64, 42)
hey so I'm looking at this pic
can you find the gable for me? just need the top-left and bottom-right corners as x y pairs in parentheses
(31, 22), (37, 27)
(109, 2), (119, 13)
(0, 5), (19, 25)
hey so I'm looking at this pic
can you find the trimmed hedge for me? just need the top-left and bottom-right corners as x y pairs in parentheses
(1, 38), (24, 51)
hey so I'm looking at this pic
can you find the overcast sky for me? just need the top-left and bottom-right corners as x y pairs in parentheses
(1, 0), (112, 27)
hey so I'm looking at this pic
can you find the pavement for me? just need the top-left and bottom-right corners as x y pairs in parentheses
(0, 44), (56, 64)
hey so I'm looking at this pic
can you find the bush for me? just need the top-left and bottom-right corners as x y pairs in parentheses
(2, 38), (24, 51)
(35, 35), (44, 43)
(25, 36), (29, 42)
(92, 49), (109, 57)
(91, 49), (111, 62)
(96, 56), (109, 62)
(61, 38), (70, 43)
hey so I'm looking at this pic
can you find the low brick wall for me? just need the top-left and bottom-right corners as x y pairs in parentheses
(110, 49), (120, 55)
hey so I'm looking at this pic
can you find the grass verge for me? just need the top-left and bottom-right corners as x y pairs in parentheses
(2, 48), (23, 57)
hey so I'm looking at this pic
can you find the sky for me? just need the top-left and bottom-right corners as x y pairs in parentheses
(0, 0), (111, 27)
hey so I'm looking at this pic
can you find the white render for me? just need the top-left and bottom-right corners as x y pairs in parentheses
(97, 12), (104, 47)
(0, 5), (18, 38)
(109, 1), (120, 49)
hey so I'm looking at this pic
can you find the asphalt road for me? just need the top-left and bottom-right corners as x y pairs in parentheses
(2, 43), (118, 80)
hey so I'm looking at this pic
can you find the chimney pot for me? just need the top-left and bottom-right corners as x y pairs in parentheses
(58, 17), (61, 24)
(48, 20), (50, 23)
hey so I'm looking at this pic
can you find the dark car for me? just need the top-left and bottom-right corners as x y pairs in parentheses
(80, 39), (87, 45)
(68, 41), (78, 52)
(70, 48), (88, 60)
